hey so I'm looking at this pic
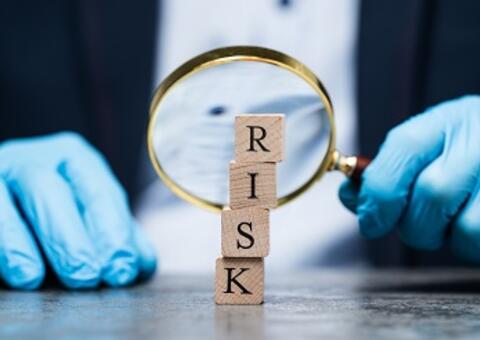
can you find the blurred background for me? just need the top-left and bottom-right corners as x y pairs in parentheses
(2, 0), (480, 274)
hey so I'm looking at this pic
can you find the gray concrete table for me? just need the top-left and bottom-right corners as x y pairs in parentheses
(2, 269), (480, 340)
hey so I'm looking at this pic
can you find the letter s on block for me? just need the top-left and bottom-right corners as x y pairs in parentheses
(236, 222), (255, 249)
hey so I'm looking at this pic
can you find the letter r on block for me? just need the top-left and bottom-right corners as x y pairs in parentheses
(234, 114), (285, 163)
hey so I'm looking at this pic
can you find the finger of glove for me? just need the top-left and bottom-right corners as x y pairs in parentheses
(132, 220), (157, 281)
(338, 180), (359, 213)
(450, 178), (480, 263)
(7, 167), (101, 289)
(357, 110), (445, 238)
(0, 177), (45, 290)
(59, 157), (139, 287)
(398, 121), (479, 250)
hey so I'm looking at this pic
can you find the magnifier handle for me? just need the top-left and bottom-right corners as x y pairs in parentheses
(332, 152), (371, 183)
(350, 156), (371, 183)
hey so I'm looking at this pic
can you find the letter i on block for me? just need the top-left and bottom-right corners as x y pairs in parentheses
(229, 161), (276, 209)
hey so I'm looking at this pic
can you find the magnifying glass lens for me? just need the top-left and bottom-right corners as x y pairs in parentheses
(152, 60), (332, 206)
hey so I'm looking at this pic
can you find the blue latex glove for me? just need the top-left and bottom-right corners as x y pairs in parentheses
(0, 132), (157, 290)
(339, 95), (480, 262)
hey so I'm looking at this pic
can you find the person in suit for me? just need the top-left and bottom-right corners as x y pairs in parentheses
(0, 0), (479, 290)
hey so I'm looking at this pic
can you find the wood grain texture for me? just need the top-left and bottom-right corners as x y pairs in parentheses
(229, 161), (277, 209)
(234, 114), (285, 163)
(215, 257), (264, 305)
(221, 207), (269, 258)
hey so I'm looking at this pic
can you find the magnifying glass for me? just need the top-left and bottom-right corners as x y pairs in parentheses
(147, 46), (370, 212)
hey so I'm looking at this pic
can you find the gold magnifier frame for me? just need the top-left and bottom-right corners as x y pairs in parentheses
(147, 46), (367, 213)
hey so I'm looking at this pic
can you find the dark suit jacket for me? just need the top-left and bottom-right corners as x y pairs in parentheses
(0, 1), (157, 199)
(1, 0), (479, 266)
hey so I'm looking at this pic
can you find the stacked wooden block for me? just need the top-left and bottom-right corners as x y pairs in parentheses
(215, 114), (285, 305)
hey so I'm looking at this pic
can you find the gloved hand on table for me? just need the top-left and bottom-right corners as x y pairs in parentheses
(0, 132), (157, 290)
(339, 95), (480, 262)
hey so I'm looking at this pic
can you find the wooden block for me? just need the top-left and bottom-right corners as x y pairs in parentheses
(215, 257), (264, 305)
(235, 114), (285, 163)
(229, 161), (277, 209)
(222, 207), (269, 257)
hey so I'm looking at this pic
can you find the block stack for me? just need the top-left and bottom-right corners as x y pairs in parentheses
(215, 114), (285, 305)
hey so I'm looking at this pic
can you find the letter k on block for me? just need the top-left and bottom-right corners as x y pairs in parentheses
(215, 258), (264, 305)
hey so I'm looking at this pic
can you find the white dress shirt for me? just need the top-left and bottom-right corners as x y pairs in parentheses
(137, 0), (361, 273)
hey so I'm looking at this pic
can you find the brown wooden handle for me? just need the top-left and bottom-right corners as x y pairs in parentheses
(350, 156), (371, 183)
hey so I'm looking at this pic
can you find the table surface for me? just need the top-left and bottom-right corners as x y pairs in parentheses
(2, 269), (480, 340)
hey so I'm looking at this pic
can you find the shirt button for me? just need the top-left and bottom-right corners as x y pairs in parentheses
(209, 105), (227, 116)
(278, 0), (292, 9)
